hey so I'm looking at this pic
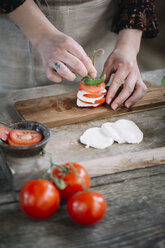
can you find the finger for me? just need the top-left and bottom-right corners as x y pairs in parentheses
(46, 67), (63, 83)
(111, 73), (136, 110)
(101, 65), (113, 84)
(125, 81), (147, 108)
(66, 39), (97, 78)
(50, 60), (76, 81)
(57, 50), (88, 78)
(106, 65), (129, 104)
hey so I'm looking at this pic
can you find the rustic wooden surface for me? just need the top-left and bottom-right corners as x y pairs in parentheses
(14, 83), (165, 127)
(0, 164), (165, 248)
(0, 69), (165, 247)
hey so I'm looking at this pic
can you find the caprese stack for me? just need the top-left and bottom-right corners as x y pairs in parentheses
(77, 74), (106, 107)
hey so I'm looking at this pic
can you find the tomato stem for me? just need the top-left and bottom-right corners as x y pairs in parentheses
(41, 151), (89, 192)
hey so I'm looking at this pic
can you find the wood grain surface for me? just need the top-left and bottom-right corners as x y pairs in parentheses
(0, 164), (165, 248)
(79, 147), (165, 177)
(14, 83), (165, 128)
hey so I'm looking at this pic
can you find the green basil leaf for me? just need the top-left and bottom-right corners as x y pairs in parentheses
(161, 76), (165, 87)
(82, 74), (106, 86)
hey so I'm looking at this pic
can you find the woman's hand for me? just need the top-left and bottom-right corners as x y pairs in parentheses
(9, 0), (97, 83)
(37, 30), (97, 83)
(102, 29), (147, 109)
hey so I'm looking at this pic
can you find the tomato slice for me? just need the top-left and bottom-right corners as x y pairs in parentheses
(78, 97), (106, 105)
(83, 92), (105, 98)
(8, 137), (26, 147)
(79, 81), (106, 94)
(9, 129), (42, 146)
(0, 125), (10, 142)
(95, 97), (106, 104)
(95, 102), (105, 107)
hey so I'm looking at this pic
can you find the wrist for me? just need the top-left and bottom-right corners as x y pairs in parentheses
(8, 0), (57, 49)
(115, 29), (142, 56)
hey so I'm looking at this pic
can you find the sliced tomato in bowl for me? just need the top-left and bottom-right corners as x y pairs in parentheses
(8, 129), (42, 146)
(7, 137), (26, 147)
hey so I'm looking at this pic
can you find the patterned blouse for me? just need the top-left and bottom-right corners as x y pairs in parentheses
(0, 0), (159, 38)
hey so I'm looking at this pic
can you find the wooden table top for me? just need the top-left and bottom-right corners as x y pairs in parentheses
(0, 69), (165, 248)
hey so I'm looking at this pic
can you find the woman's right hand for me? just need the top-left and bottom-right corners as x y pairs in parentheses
(37, 29), (97, 83)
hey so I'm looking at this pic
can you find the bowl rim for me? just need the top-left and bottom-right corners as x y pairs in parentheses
(0, 120), (50, 150)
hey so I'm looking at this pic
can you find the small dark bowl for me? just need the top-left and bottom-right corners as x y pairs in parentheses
(0, 121), (50, 157)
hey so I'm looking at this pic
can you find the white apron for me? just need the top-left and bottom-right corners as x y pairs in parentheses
(0, 0), (118, 92)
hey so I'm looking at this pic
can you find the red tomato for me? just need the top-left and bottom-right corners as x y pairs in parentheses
(53, 162), (90, 202)
(8, 137), (26, 147)
(83, 92), (105, 98)
(79, 81), (106, 94)
(19, 179), (60, 220)
(9, 129), (42, 146)
(0, 125), (10, 142)
(67, 191), (107, 226)
(77, 97), (106, 105)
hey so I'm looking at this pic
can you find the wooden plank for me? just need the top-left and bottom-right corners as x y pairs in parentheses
(1, 164), (165, 205)
(79, 147), (165, 177)
(6, 146), (165, 191)
(14, 84), (165, 128)
(90, 164), (165, 187)
(0, 171), (165, 248)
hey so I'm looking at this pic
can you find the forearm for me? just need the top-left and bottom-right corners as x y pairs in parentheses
(115, 29), (142, 56)
(8, 0), (56, 48)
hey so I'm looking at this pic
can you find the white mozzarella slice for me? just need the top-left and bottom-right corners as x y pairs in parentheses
(80, 127), (114, 149)
(112, 119), (143, 144)
(77, 90), (104, 103)
(102, 89), (107, 93)
(101, 122), (125, 144)
(77, 99), (99, 107)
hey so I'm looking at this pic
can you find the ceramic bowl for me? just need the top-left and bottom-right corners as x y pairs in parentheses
(0, 121), (50, 157)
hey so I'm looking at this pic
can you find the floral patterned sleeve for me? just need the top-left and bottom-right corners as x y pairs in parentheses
(113, 0), (159, 38)
(0, 0), (26, 14)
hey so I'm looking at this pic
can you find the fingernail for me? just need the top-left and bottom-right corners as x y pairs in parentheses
(91, 72), (97, 79)
(125, 102), (131, 108)
(112, 103), (118, 110)
(106, 98), (112, 105)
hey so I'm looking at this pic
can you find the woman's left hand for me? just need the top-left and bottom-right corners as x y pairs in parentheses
(102, 29), (147, 110)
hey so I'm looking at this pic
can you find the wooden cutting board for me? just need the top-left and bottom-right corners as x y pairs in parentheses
(15, 83), (165, 128)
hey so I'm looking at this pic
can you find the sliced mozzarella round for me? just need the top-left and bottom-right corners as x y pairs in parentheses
(77, 99), (100, 107)
(111, 119), (143, 144)
(101, 122), (125, 144)
(80, 127), (114, 149)
(77, 90), (105, 103)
